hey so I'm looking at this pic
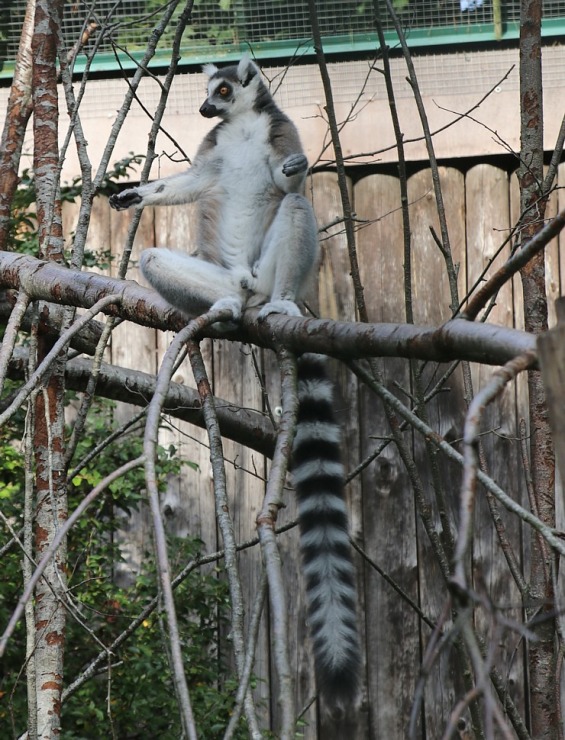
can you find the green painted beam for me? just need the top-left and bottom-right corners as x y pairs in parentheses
(1, 19), (564, 81)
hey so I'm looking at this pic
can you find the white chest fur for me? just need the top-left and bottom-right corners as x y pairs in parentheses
(215, 113), (272, 186)
(206, 112), (279, 264)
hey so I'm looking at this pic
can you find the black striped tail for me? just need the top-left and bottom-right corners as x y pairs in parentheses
(292, 353), (361, 713)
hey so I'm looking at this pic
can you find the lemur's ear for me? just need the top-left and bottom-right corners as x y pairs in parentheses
(237, 53), (259, 87)
(202, 63), (218, 78)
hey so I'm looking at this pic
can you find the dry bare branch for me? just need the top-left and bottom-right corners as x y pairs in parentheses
(0, 294), (123, 427)
(0, 0), (35, 251)
(352, 358), (565, 559)
(452, 350), (538, 595)
(0, 251), (538, 365)
(185, 333), (262, 736)
(0, 290), (30, 393)
(256, 350), (299, 732)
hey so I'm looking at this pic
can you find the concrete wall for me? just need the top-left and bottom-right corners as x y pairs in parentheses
(1, 44), (564, 182)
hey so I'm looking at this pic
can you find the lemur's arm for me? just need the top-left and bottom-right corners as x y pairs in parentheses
(109, 167), (213, 211)
(109, 130), (218, 211)
(269, 117), (309, 194)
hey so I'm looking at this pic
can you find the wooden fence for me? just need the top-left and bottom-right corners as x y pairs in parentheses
(62, 163), (564, 738)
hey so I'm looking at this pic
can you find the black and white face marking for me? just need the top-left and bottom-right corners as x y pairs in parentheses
(199, 78), (234, 118)
(199, 56), (260, 120)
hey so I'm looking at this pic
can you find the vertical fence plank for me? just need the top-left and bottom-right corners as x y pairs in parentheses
(466, 164), (526, 718)
(355, 172), (420, 739)
(312, 171), (369, 738)
(544, 173), (560, 329)
(509, 169), (531, 609)
(408, 167), (466, 324)
(407, 166), (468, 736)
(109, 204), (157, 380)
(559, 164), (565, 303)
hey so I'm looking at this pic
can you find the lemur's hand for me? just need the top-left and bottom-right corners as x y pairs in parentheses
(109, 189), (143, 211)
(282, 153), (308, 178)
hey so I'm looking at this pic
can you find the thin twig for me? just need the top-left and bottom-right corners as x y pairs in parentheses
(350, 357), (565, 558)
(115, 0), (196, 279)
(307, 0), (368, 323)
(143, 311), (229, 740)
(186, 338), (261, 736)
(0, 290), (30, 394)
(223, 567), (267, 740)
(409, 598), (452, 739)
(62, 519), (298, 703)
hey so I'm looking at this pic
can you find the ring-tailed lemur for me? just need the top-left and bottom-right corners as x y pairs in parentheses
(109, 55), (360, 712)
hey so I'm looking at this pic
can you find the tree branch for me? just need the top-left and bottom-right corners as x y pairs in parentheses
(7, 348), (276, 458)
(256, 350), (298, 732)
(0, 253), (538, 365)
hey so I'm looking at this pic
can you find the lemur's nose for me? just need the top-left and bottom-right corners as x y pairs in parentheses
(199, 100), (219, 118)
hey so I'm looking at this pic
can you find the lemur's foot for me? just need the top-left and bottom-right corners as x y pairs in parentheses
(257, 299), (302, 321)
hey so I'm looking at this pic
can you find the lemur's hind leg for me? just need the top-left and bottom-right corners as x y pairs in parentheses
(140, 248), (253, 319)
(253, 193), (319, 319)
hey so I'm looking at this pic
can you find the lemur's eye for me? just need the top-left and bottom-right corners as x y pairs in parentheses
(219, 85), (230, 96)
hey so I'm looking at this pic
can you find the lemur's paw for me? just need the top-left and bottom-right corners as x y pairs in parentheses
(232, 266), (257, 292)
(210, 296), (243, 330)
(258, 299), (302, 321)
(109, 189), (143, 211)
(282, 153), (308, 177)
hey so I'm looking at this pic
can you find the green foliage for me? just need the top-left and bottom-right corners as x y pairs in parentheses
(102, 0), (375, 53)
(0, 398), (250, 738)
(7, 153), (143, 269)
(0, 431), (24, 501)
(111, 0), (237, 52)
(61, 539), (247, 740)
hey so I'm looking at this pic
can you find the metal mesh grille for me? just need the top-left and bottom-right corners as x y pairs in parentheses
(1, 0), (564, 68)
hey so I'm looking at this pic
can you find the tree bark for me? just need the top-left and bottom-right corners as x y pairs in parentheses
(30, 2), (68, 737)
(519, 0), (558, 736)
(0, 0), (35, 251)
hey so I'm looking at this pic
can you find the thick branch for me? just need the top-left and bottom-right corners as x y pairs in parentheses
(0, 253), (537, 365)
(7, 349), (276, 458)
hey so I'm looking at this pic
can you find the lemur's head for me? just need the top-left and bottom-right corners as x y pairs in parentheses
(200, 54), (265, 120)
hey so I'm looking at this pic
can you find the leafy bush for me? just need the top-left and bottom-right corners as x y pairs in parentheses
(0, 397), (250, 738)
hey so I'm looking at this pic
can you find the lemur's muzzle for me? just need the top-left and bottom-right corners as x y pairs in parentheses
(199, 100), (220, 118)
